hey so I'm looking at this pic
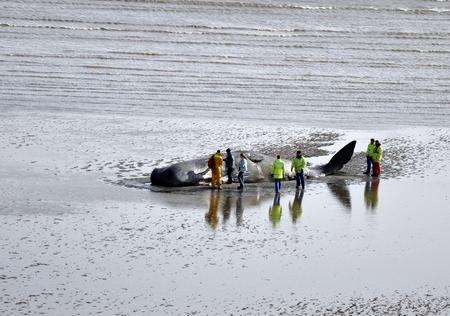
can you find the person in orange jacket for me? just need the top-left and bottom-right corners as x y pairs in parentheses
(209, 150), (224, 189)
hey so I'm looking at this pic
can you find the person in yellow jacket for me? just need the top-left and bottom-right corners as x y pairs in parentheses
(272, 155), (285, 194)
(371, 140), (383, 177)
(291, 150), (307, 190)
(364, 138), (375, 175)
(210, 150), (223, 189)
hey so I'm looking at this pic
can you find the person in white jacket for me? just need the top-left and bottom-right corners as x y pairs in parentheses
(237, 153), (248, 190)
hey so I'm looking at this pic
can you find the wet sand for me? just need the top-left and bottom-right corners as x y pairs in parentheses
(1, 170), (449, 315)
(1, 123), (449, 315)
(1, 0), (450, 313)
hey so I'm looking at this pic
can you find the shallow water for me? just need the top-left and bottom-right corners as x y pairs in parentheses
(1, 0), (450, 314)
(1, 0), (449, 128)
(1, 170), (449, 314)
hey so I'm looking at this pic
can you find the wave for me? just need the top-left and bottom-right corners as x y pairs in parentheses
(15, 0), (450, 14)
(116, 0), (450, 14)
(2, 16), (449, 41)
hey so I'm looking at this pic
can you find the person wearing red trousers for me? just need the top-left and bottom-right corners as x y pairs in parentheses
(372, 140), (383, 177)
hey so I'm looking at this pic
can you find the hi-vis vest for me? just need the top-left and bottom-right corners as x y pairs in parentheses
(292, 156), (306, 172)
(372, 147), (383, 162)
(367, 143), (375, 156)
(213, 153), (223, 169)
(272, 159), (285, 179)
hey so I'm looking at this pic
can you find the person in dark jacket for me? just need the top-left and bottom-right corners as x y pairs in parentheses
(224, 148), (235, 184)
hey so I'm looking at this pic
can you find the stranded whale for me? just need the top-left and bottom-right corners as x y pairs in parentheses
(151, 141), (356, 187)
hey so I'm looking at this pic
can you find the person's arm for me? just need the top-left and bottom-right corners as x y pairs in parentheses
(291, 160), (294, 172)
(301, 158), (306, 170)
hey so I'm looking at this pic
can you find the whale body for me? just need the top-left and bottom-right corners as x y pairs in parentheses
(151, 141), (356, 187)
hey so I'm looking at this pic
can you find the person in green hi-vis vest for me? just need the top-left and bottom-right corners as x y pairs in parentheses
(364, 138), (375, 175)
(371, 140), (383, 177)
(272, 155), (285, 194)
(291, 150), (307, 190)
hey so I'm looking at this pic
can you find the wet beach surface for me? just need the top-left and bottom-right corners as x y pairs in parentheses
(1, 0), (450, 314)
(1, 168), (450, 314)
(1, 124), (450, 315)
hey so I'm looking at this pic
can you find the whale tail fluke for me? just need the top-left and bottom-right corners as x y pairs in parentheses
(322, 140), (356, 174)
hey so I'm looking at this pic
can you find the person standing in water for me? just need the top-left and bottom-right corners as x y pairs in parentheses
(371, 140), (383, 177)
(291, 150), (307, 190)
(364, 138), (375, 175)
(237, 153), (248, 190)
(272, 155), (285, 194)
(210, 150), (223, 189)
(224, 148), (234, 184)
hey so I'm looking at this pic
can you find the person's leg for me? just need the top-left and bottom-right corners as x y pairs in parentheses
(365, 156), (371, 174)
(275, 179), (281, 193)
(295, 172), (300, 188)
(372, 162), (380, 177)
(300, 170), (305, 189)
(217, 171), (222, 189)
(212, 170), (218, 188)
(238, 172), (244, 189)
(227, 169), (233, 184)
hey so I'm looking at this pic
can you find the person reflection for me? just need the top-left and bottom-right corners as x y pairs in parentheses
(205, 190), (220, 229)
(235, 192), (244, 226)
(269, 193), (282, 227)
(364, 178), (380, 211)
(222, 194), (232, 225)
(289, 189), (304, 223)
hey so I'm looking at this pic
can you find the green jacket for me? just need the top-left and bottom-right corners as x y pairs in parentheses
(367, 143), (375, 157)
(291, 156), (307, 173)
(372, 146), (383, 162)
(272, 159), (285, 179)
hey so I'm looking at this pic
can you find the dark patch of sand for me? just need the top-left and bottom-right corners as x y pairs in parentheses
(257, 131), (341, 158)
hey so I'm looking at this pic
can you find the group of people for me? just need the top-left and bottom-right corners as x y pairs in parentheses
(364, 139), (383, 177)
(207, 149), (307, 193)
(207, 139), (382, 192)
(208, 149), (248, 190)
(271, 150), (307, 194)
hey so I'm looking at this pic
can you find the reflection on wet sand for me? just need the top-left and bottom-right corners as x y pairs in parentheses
(236, 193), (244, 226)
(364, 178), (380, 211)
(204, 190), (267, 229)
(289, 189), (304, 223)
(205, 190), (220, 229)
(327, 180), (352, 211)
(269, 194), (282, 227)
(222, 194), (232, 225)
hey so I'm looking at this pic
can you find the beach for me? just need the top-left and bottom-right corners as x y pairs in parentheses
(1, 0), (449, 314)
